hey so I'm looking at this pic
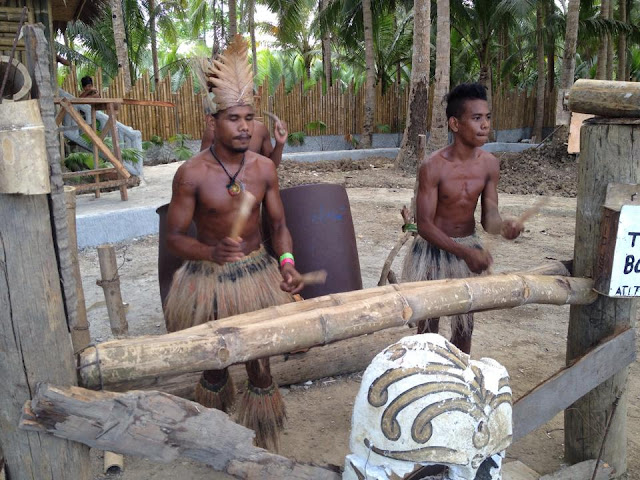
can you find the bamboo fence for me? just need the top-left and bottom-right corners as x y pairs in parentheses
(60, 69), (557, 142)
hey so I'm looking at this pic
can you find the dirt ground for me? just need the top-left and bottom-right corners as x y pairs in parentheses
(78, 143), (639, 479)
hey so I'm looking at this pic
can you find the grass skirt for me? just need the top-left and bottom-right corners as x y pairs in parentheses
(401, 234), (483, 333)
(163, 246), (293, 451)
(164, 246), (294, 332)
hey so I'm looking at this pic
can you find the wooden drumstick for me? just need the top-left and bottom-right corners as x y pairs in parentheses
(517, 197), (549, 225)
(264, 111), (286, 136)
(300, 269), (328, 285)
(229, 191), (256, 239)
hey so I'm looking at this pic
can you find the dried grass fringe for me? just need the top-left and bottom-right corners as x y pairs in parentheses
(401, 234), (484, 334)
(236, 381), (286, 452)
(164, 246), (294, 332)
(194, 372), (235, 412)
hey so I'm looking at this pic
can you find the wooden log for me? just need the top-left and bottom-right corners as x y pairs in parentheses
(71, 177), (137, 194)
(65, 187), (91, 352)
(568, 79), (640, 117)
(19, 384), (340, 480)
(78, 274), (597, 389)
(97, 245), (129, 337)
(513, 328), (636, 442)
(565, 116), (640, 476)
(107, 326), (412, 397)
(62, 167), (117, 179)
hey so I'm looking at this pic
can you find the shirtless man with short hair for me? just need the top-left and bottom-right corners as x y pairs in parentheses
(402, 83), (522, 354)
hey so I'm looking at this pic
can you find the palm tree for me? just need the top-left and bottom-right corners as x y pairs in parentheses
(110, 0), (132, 91)
(596, 0), (610, 79)
(395, 0), (430, 172)
(427, 0), (451, 153)
(617, 0), (627, 80)
(360, 0), (375, 148)
(555, 0), (580, 124)
(229, 0), (238, 37)
(533, 1), (546, 142)
(319, 0), (333, 87)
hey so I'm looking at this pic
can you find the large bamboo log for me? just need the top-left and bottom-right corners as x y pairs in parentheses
(568, 79), (640, 117)
(19, 384), (339, 480)
(78, 274), (596, 389)
(107, 261), (571, 395)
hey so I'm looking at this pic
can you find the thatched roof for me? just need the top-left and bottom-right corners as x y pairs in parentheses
(52, 0), (108, 30)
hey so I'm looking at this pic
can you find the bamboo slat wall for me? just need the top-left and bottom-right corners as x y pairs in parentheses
(60, 70), (556, 142)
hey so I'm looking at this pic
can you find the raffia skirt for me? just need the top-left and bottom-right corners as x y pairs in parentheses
(401, 234), (483, 333)
(164, 245), (294, 332)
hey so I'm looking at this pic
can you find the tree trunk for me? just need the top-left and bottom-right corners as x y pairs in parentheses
(248, 0), (257, 78)
(567, 79), (640, 117)
(426, 0), (450, 153)
(616, 0), (627, 80)
(20, 385), (340, 480)
(149, 0), (160, 85)
(565, 118), (640, 478)
(533, 2), (546, 142)
(394, 0), (430, 171)
(596, 0), (609, 80)
(320, 0), (332, 87)
(478, 61), (492, 114)
(359, 0), (375, 149)
(606, 0), (614, 79)
(110, 0), (132, 92)
(228, 0), (237, 39)
(546, 0), (555, 93)
(77, 274), (596, 389)
(556, 0), (580, 125)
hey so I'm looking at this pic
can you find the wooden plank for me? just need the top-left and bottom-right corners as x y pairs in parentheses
(70, 178), (132, 194)
(62, 167), (116, 178)
(20, 384), (340, 480)
(122, 98), (174, 107)
(513, 328), (636, 441)
(55, 97), (124, 104)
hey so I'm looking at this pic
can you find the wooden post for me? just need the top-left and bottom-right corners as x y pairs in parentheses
(565, 117), (640, 476)
(64, 187), (91, 352)
(91, 105), (100, 197)
(97, 245), (129, 337)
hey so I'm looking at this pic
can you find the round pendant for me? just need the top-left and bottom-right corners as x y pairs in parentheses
(227, 181), (243, 196)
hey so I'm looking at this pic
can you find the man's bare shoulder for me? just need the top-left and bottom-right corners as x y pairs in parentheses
(174, 151), (210, 185)
(253, 121), (270, 139)
(421, 145), (452, 171)
(248, 150), (276, 172)
(478, 149), (499, 170)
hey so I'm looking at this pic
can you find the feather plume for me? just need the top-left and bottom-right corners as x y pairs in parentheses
(191, 57), (217, 115)
(207, 35), (254, 112)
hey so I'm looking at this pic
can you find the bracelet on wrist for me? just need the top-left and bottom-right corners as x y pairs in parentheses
(279, 252), (295, 268)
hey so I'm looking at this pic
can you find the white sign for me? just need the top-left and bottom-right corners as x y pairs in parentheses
(608, 205), (640, 297)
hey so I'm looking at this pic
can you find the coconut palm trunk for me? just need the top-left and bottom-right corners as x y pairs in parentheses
(616, 0), (626, 80)
(427, 0), (451, 153)
(110, 0), (132, 91)
(394, 0), (430, 171)
(555, 0), (580, 124)
(248, 0), (257, 77)
(320, 0), (332, 87)
(596, 0), (609, 79)
(228, 0), (238, 39)
(150, 0), (160, 85)
(360, 0), (376, 149)
(533, 1), (546, 142)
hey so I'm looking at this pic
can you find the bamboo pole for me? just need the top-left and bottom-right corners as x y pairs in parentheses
(78, 274), (596, 389)
(97, 245), (129, 337)
(64, 187), (91, 352)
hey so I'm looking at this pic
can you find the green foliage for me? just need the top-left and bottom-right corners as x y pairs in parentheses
(305, 120), (327, 133)
(376, 123), (391, 133)
(78, 131), (143, 164)
(287, 131), (305, 146)
(64, 152), (111, 171)
(170, 133), (193, 161)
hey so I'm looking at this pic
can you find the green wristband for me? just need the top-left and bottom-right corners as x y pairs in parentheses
(279, 252), (295, 265)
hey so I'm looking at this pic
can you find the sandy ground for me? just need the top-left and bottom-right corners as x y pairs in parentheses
(76, 155), (639, 480)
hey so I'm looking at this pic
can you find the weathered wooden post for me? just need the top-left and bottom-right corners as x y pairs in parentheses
(0, 25), (91, 480)
(97, 245), (129, 337)
(565, 79), (640, 477)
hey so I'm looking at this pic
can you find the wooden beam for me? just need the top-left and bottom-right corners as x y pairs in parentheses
(568, 79), (640, 117)
(62, 167), (117, 178)
(70, 177), (137, 194)
(55, 97), (124, 104)
(59, 98), (130, 179)
(77, 274), (597, 389)
(122, 98), (175, 108)
(19, 384), (340, 480)
(513, 328), (636, 441)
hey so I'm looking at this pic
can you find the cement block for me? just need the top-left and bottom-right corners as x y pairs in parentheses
(539, 460), (614, 480)
(503, 461), (540, 480)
